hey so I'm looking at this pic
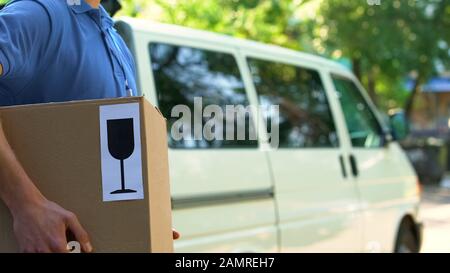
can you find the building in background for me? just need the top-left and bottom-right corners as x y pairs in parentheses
(411, 73), (450, 136)
(408, 73), (450, 183)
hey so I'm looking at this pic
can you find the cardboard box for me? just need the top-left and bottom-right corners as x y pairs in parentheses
(0, 97), (173, 252)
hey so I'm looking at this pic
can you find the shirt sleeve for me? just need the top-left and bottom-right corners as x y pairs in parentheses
(0, 0), (51, 79)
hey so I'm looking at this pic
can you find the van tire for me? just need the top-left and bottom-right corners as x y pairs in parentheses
(394, 218), (419, 253)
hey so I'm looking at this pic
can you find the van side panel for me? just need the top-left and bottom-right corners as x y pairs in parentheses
(240, 50), (364, 252)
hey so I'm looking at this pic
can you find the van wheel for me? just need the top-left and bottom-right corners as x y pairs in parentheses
(394, 219), (419, 253)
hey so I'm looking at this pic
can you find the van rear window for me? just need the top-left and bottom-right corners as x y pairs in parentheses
(149, 43), (257, 149)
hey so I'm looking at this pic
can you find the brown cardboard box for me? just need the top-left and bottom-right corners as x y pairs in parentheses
(0, 97), (173, 253)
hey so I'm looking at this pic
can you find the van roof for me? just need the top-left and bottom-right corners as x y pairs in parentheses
(117, 17), (349, 72)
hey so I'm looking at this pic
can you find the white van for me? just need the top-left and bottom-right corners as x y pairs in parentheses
(115, 18), (422, 253)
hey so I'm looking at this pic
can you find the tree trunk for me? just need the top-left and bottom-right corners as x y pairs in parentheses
(352, 58), (362, 81)
(404, 77), (422, 120)
(367, 67), (377, 105)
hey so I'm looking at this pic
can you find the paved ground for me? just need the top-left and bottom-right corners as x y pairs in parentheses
(420, 184), (450, 253)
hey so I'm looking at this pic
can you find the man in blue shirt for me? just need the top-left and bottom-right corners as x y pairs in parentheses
(0, 0), (137, 105)
(0, 0), (179, 253)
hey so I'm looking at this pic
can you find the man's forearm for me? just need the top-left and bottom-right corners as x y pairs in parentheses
(0, 117), (45, 213)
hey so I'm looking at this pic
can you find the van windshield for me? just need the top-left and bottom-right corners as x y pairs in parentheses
(332, 75), (383, 148)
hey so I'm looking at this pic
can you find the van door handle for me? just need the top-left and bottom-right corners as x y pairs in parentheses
(349, 154), (359, 177)
(339, 155), (347, 178)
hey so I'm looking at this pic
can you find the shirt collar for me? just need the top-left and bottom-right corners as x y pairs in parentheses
(99, 5), (115, 29)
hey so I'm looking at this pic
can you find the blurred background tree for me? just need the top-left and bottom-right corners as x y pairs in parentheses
(317, 0), (450, 115)
(117, 0), (315, 50)
(113, 0), (450, 114)
(2, 0), (449, 115)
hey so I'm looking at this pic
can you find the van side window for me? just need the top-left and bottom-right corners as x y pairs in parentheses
(149, 43), (257, 149)
(332, 75), (383, 148)
(247, 58), (339, 148)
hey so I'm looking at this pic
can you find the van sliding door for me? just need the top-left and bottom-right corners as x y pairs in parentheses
(145, 41), (278, 252)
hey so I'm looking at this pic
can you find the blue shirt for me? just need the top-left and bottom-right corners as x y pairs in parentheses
(0, 0), (138, 106)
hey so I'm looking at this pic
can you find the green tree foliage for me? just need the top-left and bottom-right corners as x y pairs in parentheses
(116, 0), (148, 17)
(117, 0), (450, 113)
(317, 0), (450, 113)
(3, 0), (445, 114)
(118, 0), (314, 51)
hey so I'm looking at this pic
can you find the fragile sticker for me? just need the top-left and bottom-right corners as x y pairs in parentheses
(99, 103), (144, 202)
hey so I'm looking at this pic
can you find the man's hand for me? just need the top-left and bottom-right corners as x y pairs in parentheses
(0, 118), (92, 253)
(11, 197), (92, 253)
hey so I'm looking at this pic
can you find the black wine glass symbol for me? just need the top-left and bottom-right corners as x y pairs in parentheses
(107, 118), (137, 194)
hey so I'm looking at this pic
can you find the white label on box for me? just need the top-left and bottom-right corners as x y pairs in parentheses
(99, 103), (144, 202)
